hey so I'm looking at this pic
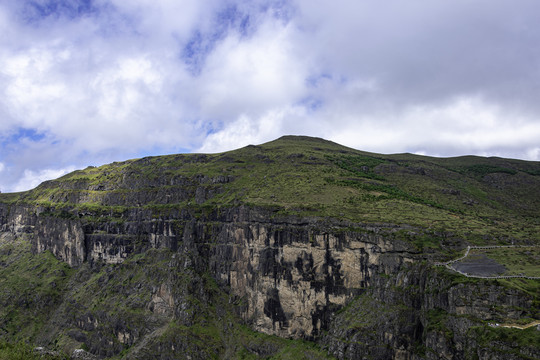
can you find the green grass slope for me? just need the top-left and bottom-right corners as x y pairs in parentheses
(1, 136), (539, 358)
(2, 135), (539, 245)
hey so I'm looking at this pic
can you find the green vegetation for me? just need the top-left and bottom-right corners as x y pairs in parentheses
(146, 319), (333, 360)
(496, 278), (540, 304)
(328, 292), (413, 342)
(0, 341), (67, 360)
(0, 236), (75, 342)
(1, 136), (539, 247)
(468, 246), (540, 277)
(328, 154), (386, 180)
(0, 191), (23, 203)
(461, 164), (518, 177)
(0, 136), (539, 358)
(425, 308), (453, 340)
(432, 266), (482, 288)
(468, 325), (540, 358)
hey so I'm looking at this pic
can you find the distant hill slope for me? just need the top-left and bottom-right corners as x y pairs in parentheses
(3, 135), (539, 244)
(0, 135), (539, 360)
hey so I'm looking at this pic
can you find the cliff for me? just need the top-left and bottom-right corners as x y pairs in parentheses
(0, 136), (539, 359)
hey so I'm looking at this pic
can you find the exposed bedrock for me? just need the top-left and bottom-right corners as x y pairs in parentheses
(1, 203), (416, 339)
(321, 264), (538, 360)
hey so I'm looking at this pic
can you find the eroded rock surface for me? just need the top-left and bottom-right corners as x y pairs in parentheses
(1, 203), (416, 339)
(1, 201), (538, 360)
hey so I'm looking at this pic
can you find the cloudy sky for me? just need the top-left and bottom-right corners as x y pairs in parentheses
(1, 0), (539, 192)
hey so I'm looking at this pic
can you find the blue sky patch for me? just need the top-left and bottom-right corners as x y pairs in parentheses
(21, 0), (97, 23)
(305, 73), (333, 88)
(5, 128), (47, 144)
(181, 4), (258, 75)
(297, 97), (323, 113)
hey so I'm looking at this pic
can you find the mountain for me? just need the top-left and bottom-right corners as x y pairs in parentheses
(0, 135), (539, 359)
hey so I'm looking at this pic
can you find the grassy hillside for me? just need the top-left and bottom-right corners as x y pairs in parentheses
(2, 136), (539, 245)
(0, 136), (539, 359)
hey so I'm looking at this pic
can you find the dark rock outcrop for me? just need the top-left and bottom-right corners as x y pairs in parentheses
(2, 201), (537, 359)
(1, 202), (417, 340)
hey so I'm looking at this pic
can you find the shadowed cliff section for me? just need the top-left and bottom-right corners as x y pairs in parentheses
(0, 136), (539, 359)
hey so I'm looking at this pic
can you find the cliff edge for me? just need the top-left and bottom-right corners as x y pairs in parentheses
(1, 136), (539, 359)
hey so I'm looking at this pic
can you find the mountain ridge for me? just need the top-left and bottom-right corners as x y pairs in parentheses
(3, 135), (539, 242)
(0, 135), (539, 359)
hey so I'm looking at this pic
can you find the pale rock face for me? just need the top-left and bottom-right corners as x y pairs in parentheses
(35, 217), (86, 267)
(0, 231), (15, 244)
(211, 222), (412, 338)
(148, 284), (175, 316)
(3, 203), (414, 340)
(117, 332), (131, 344)
(88, 239), (129, 264)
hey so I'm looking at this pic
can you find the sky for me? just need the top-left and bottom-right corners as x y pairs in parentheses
(1, 0), (540, 192)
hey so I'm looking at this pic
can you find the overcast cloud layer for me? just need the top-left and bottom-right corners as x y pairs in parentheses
(1, 0), (540, 192)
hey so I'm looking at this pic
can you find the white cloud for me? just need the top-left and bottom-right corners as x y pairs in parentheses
(199, 106), (306, 153)
(1, 0), (540, 192)
(0, 35), (196, 152)
(0, 163), (4, 173)
(12, 166), (77, 193)
(328, 96), (540, 158)
(526, 148), (540, 161)
(198, 18), (307, 120)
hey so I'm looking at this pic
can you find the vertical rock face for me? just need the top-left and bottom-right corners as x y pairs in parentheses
(0, 203), (416, 339)
(208, 220), (413, 338)
(0, 204), (37, 234)
(35, 217), (86, 267)
(321, 264), (540, 360)
(2, 203), (538, 360)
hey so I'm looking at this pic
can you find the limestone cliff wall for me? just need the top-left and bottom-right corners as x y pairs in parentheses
(206, 218), (414, 338)
(0, 203), (37, 234)
(35, 217), (86, 267)
(2, 202), (537, 359)
(0, 203), (416, 339)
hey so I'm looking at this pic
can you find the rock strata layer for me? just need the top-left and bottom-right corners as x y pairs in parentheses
(1, 201), (537, 359)
(1, 203), (416, 339)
